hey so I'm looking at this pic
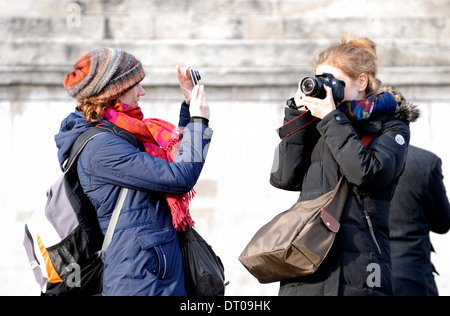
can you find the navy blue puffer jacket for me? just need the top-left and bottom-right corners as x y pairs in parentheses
(55, 104), (213, 296)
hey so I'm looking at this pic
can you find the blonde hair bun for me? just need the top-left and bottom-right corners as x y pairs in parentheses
(342, 32), (378, 60)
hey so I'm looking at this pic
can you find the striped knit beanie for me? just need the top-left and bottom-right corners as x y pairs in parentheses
(64, 48), (145, 102)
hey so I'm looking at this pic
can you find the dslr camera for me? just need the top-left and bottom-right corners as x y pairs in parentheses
(300, 73), (346, 103)
(189, 69), (201, 86)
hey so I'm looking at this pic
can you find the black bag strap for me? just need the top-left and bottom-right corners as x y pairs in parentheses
(63, 124), (140, 173)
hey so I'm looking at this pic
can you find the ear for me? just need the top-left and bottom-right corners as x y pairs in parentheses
(358, 73), (369, 92)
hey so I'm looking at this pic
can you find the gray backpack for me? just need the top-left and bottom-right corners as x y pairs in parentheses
(23, 125), (138, 295)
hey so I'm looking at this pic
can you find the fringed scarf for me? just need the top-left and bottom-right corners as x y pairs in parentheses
(339, 92), (397, 121)
(104, 102), (195, 231)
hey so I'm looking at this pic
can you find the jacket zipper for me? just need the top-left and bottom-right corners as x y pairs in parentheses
(161, 247), (167, 279)
(152, 245), (167, 279)
(364, 210), (382, 254)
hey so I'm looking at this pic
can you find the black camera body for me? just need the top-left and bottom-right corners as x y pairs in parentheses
(300, 73), (346, 103)
(189, 69), (201, 86)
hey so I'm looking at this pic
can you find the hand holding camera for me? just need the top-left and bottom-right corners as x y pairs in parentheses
(176, 66), (209, 120)
(190, 84), (210, 120)
(294, 73), (346, 119)
(176, 65), (204, 104)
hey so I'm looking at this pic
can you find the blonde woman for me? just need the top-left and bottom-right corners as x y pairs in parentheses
(271, 33), (419, 296)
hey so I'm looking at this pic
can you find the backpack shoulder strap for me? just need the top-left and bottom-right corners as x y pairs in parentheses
(61, 124), (139, 255)
(63, 124), (140, 173)
(63, 128), (108, 172)
(95, 124), (140, 149)
(101, 187), (129, 253)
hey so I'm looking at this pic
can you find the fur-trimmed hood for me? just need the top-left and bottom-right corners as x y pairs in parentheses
(382, 86), (421, 123)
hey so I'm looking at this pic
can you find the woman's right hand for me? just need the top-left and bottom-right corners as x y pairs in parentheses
(176, 65), (194, 105)
(189, 85), (210, 120)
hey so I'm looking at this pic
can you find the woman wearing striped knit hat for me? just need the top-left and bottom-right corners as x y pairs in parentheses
(56, 48), (213, 296)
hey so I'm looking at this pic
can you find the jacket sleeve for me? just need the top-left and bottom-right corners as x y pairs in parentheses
(270, 103), (320, 191)
(178, 101), (191, 128)
(316, 110), (410, 189)
(425, 157), (450, 234)
(81, 121), (213, 195)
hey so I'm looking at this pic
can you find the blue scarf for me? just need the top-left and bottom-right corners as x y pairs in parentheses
(339, 92), (397, 121)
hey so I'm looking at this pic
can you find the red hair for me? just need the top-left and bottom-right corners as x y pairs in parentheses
(315, 31), (382, 97)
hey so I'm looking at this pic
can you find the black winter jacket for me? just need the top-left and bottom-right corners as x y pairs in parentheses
(390, 145), (450, 296)
(270, 96), (419, 296)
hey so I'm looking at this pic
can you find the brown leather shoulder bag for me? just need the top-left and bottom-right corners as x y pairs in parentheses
(239, 176), (348, 284)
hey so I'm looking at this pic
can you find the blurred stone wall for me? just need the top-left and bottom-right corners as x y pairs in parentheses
(2, 0), (449, 95)
(1, 0), (449, 296)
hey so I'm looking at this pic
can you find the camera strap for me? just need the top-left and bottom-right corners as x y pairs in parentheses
(277, 107), (319, 140)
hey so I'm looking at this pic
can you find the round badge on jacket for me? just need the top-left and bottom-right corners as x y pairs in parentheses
(395, 134), (405, 146)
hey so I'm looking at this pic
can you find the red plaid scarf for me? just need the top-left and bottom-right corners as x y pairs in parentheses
(104, 102), (195, 231)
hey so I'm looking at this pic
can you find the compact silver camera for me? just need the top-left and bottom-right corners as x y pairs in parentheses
(189, 69), (201, 86)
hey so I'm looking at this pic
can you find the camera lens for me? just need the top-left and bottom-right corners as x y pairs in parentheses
(300, 77), (319, 95)
(301, 78), (315, 94)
